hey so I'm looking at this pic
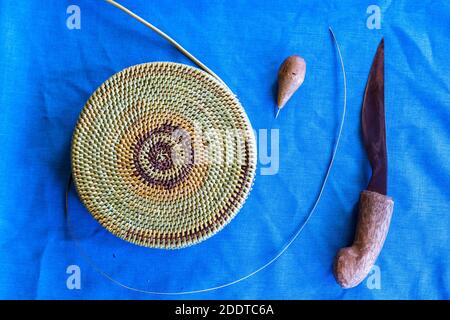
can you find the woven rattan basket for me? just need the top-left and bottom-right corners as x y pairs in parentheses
(71, 62), (256, 249)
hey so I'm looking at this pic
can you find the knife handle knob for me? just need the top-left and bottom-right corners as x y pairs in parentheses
(334, 190), (394, 288)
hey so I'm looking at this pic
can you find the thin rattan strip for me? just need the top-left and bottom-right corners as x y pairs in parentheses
(71, 62), (256, 249)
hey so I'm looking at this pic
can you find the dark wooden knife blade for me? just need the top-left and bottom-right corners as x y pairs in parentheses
(362, 39), (387, 195)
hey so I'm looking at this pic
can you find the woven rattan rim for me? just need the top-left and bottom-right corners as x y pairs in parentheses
(71, 62), (256, 249)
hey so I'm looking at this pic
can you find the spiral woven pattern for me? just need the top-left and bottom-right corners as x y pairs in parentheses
(71, 62), (256, 249)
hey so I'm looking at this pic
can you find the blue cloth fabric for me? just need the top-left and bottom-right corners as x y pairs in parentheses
(0, 0), (449, 299)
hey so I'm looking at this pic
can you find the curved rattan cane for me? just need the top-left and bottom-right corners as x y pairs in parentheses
(71, 62), (256, 249)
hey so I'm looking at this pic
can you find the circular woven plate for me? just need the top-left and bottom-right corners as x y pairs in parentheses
(71, 62), (256, 249)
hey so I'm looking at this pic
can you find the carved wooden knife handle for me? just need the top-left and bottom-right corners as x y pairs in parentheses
(334, 190), (394, 288)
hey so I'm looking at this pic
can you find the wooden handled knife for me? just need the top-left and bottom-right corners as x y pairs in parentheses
(334, 39), (394, 288)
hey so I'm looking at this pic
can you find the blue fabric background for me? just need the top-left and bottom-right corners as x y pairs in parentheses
(0, 0), (449, 299)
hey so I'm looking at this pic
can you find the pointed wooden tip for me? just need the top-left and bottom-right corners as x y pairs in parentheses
(277, 55), (306, 109)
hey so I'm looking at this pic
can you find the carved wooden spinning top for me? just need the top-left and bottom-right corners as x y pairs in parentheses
(276, 55), (306, 118)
